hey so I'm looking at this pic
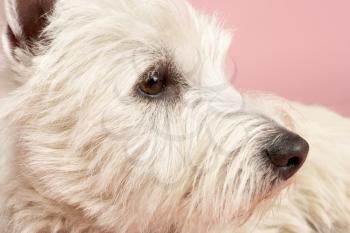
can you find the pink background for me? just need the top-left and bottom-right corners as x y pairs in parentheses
(189, 0), (350, 116)
(1, 1), (349, 116)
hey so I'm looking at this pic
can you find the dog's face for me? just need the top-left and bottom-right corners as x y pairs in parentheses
(3, 0), (309, 232)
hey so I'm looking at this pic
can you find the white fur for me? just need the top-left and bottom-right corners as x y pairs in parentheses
(0, 0), (349, 232)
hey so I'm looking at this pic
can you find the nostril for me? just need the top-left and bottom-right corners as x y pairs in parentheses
(286, 156), (300, 167)
(266, 152), (304, 168)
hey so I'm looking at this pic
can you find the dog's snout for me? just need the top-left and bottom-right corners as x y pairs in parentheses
(266, 132), (309, 180)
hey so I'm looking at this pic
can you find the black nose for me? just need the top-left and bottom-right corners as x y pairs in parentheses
(266, 132), (309, 180)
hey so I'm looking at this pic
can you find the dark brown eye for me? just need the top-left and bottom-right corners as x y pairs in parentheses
(138, 70), (166, 96)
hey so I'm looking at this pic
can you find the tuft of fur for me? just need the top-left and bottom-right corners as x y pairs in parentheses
(0, 0), (349, 233)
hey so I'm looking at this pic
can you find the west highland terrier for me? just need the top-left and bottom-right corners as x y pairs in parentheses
(0, 0), (349, 232)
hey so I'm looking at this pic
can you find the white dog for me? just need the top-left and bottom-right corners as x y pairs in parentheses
(0, 0), (349, 232)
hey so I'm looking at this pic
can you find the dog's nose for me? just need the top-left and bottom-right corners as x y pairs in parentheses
(266, 132), (309, 180)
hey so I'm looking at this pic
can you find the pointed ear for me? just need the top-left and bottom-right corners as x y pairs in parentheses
(2, 0), (56, 59)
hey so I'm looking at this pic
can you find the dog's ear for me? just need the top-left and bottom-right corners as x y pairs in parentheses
(2, 0), (56, 60)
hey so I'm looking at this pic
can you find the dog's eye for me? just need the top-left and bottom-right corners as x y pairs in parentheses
(138, 70), (166, 96)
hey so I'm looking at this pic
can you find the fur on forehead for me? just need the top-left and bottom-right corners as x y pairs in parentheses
(32, 0), (232, 86)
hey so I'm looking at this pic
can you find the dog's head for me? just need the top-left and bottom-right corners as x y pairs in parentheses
(2, 0), (308, 232)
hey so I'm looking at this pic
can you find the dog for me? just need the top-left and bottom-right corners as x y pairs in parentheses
(0, 0), (349, 232)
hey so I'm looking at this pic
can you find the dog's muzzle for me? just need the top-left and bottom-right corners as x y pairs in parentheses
(266, 131), (309, 180)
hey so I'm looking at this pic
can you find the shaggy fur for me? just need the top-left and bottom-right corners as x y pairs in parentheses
(0, 0), (349, 232)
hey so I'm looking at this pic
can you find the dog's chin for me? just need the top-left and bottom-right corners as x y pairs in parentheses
(234, 175), (296, 224)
